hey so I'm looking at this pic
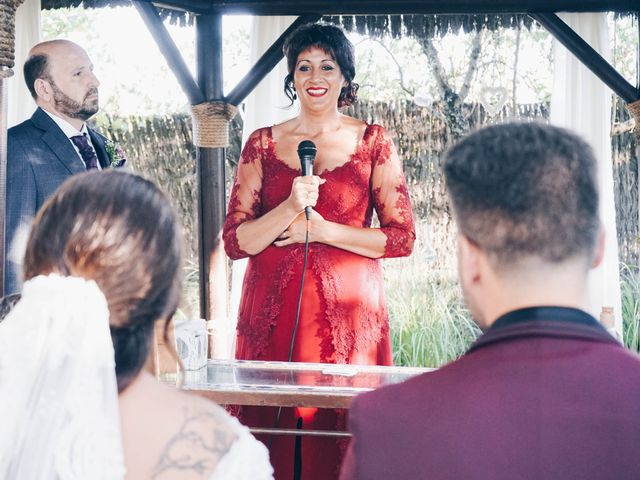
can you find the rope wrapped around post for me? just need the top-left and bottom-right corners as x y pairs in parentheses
(626, 99), (640, 138)
(190, 101), (238, 148)
(0, 0), (23, 79)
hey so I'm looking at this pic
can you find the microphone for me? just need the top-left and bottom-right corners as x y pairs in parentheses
(297, 140), (317, 220)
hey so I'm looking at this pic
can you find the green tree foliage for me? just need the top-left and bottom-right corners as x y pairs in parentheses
(353, 14), (637, 110)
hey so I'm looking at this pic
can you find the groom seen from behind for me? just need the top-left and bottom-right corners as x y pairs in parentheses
(5, 39), (125, 294)
(341, 122), (640, 480)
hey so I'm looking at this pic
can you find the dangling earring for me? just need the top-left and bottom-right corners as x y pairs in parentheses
(292, 85), (297, 101)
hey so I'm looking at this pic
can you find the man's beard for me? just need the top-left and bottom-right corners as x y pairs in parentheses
(49, 79), (99, 121)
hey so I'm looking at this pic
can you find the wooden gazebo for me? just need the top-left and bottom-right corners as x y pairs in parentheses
(0, 0), (638, 323)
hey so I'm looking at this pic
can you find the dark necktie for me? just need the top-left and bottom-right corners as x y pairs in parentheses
(70, 134), (99, 170)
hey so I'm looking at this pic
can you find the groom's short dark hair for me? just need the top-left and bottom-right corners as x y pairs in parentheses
(444, 122), (600, 268)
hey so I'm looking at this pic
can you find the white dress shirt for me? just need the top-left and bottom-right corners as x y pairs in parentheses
(42, 109), (102, 170)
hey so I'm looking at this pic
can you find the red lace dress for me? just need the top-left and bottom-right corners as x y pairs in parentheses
(223, 123), (415, 480)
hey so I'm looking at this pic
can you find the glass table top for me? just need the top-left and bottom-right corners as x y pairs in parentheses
(161, 359), (434, 408)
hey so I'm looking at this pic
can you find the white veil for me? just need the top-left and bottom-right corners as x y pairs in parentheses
(0, 274), (125, 479)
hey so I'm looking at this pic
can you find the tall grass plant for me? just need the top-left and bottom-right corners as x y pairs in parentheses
(385, 234), (640, 366)
(621, 262), (640, 352)
(384, 226), (481, 368)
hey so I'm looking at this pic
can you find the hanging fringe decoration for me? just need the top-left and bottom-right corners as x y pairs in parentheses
(0, 0), (24, 79)
(41, 0), (195, 25)
(323, 14), (537, 38)
(355, 15), (367, 35)
(35, 3), (635, 30)
(390, 15), (402, 38)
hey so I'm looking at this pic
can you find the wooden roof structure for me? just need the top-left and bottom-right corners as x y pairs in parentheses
(1, 0), (639, 322)
(40, 0), (639, 15)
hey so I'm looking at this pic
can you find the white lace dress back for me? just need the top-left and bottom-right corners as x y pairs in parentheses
(209, 415), (274, 480)
(0, 274), (125, 480)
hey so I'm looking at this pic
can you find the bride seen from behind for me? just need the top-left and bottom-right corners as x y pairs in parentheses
(0, 170), (273, 479)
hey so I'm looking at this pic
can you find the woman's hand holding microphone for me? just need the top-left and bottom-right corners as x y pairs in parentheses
(287, 175), (324, 213)
(275, 175), (326, 247)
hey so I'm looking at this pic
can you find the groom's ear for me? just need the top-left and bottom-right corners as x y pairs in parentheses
(457, 234), (483, 285)
(591, 225), (605, 269)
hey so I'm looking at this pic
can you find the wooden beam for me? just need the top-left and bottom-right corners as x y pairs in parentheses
(195, 13), (228, 324)
(151, 0), (640, 15)
(226, 13), (321, 106)
(133, 0), (205, 105)
(531, 13), (640, 104)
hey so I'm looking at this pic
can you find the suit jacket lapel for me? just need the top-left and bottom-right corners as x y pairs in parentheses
(87, 128), (110, 169)
(31, 108), (85, 175)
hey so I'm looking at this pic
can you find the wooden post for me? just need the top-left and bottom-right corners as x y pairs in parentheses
(134, 1), (228, 324)
(0, 79), (7, 297)
(196, 13), (228, 325)
(133, 4), (316, 342)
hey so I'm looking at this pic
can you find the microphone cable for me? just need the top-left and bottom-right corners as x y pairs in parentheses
(268, 139), (316, 453)
(289, 219), (310, 363)
(269, 218), (311, 449)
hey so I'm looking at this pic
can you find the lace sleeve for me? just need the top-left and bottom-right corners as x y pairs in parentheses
(223, 129), (266, 260)
(370, 126), (416, 258)
(209, 416), (274, 480)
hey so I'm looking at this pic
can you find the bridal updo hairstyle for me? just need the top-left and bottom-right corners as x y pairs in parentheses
(23, 171), (183, 392)
(283, 22), (359, 108)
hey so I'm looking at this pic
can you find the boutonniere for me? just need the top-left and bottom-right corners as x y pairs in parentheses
(105, 140), (127, 168)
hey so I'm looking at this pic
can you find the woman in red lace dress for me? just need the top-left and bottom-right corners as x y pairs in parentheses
(223, 23), (415, 479)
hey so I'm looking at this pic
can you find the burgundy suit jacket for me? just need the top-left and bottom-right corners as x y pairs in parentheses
(341, 307), (640, 480)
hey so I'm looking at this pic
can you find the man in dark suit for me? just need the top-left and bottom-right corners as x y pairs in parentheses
(5, 39), (124, 294)
(341, 122), (640, 480)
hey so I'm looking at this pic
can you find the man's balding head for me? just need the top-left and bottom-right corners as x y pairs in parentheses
(23, 39), (100, 127)
(28, 39), (83, 57)
(24, 40), (85, 99)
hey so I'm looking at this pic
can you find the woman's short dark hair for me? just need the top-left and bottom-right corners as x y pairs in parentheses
(283, 23), (359, 108)
(23, 171), (183, 393)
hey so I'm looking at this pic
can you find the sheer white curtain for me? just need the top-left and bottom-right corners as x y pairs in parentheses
(240, 16), (298, 143)
(8, 0), (39, 128)
(550, 13), (622, 335)
(224, 16), (298, 357)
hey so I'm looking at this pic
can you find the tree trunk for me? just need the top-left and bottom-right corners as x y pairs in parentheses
(417, 31), (483, 138)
